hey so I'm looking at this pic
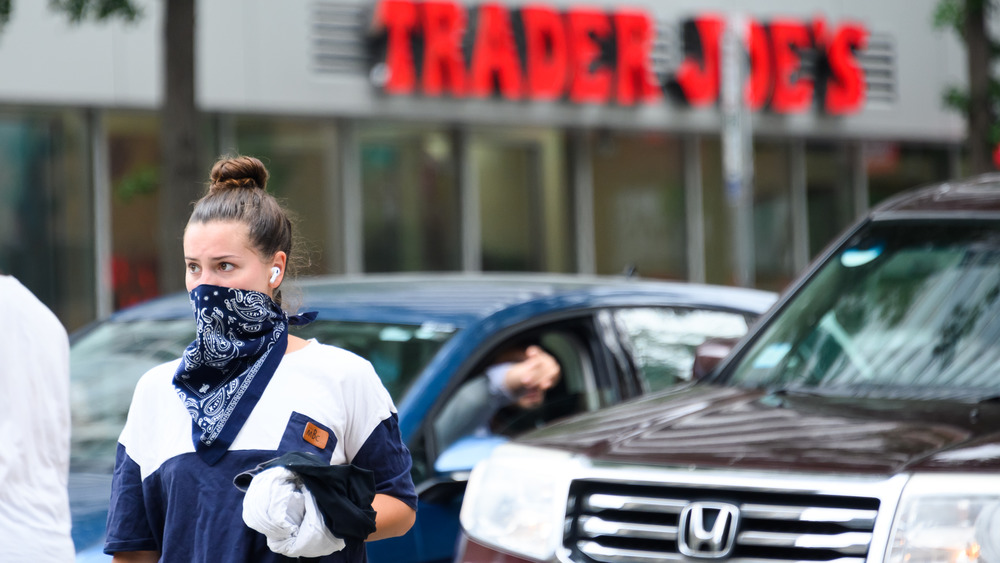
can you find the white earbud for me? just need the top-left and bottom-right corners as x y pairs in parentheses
(269, 267), (280, 284)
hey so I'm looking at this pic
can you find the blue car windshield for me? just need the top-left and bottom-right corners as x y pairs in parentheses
(727, 220), (1000, 399)
(70, 318), (455, 473)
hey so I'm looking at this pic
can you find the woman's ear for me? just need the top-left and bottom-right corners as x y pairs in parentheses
(269, 251), (288, 287)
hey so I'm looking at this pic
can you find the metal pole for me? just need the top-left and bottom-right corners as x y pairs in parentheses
(721, 14), (754, 287)
(89, 109), (113, 318)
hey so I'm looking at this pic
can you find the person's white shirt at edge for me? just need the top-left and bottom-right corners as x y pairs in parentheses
(0, 275), (75, 562)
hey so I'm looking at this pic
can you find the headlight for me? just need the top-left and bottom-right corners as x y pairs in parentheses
(460, 443), (582, 561)
(886, 474), (1000, 563)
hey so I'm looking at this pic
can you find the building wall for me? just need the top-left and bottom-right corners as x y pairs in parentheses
(0, 0), (967, 140)
(0, 0), (970, 329)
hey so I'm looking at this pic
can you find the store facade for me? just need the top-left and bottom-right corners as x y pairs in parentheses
(0, 0), (965, 329)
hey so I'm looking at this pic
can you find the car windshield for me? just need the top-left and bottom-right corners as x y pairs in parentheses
(728, 220), (1000, 399)
(70, 318), (454, 472)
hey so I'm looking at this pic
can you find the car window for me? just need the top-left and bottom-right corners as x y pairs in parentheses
(430, 327), (596, 457)
(70, 319), (194, 473)
(728, 221), (1000, 397)
(293, 321), (455, 400)
(613, 307), (751, 392)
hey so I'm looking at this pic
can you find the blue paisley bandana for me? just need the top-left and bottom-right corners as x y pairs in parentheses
(174, 284), (316, 465)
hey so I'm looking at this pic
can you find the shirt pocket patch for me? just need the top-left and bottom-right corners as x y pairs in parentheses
(279, 411), (337, 463)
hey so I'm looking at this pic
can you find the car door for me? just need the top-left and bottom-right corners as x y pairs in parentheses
(367, 312), (624, 563)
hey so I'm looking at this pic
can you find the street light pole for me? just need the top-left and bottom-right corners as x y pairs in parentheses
(721, 14), (755, 288)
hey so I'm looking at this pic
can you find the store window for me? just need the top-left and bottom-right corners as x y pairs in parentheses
(753, 141), (795, 291)
(806, 142), (856, 257)
(592, 132), (686, 279)
(105, 112), (162, 311)
(0, 109), (93, 331)
(701, 137), (736, 287)
(359, 124), (461, 272)
(865, 142), (953, 206)
(234, 117), (337, 276)
(471, 127), (572, 273)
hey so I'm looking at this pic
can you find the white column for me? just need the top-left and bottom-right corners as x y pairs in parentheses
(90, 110), (113, 318)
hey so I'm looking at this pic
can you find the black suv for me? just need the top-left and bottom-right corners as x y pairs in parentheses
(457, 173), (1000, 563)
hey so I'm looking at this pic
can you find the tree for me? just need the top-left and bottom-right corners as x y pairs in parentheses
(934, 0), (998, 173)
(159, 0), (201, 294)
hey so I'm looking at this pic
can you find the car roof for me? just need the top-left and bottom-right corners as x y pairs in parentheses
(108, 273), (777, 328)
(873, 172), (1000, 218)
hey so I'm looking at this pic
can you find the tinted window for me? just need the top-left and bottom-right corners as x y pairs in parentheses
(728, 221), (1000, 398)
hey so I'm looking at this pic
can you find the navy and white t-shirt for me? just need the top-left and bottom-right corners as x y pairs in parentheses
(105, 340), (417, 562)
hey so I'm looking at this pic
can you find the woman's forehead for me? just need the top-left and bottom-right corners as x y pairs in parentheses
(183, 220), (253, 254)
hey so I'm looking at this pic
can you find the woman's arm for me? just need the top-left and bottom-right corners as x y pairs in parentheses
(367, 493), (416, 541)
(112, 551), (159, 562)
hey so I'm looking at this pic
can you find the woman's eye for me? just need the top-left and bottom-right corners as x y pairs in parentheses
(187, 263), (200, 274)
(219, 262), (234, 272)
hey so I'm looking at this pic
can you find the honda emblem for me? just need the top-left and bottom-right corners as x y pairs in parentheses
(677, 502), (740, 558)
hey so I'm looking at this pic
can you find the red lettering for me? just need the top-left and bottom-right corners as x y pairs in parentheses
(469, 3), (523, 99)
(676, 15), (723, 107)
(746, 20), (771, 110)
(376, 0), (419, 94)
(522, 6), (568, 101)
(567, 8), (613, 104)
(825, 23), (868, 114)
(769, 19), (813, 113)
(421, 1), (467, 96)
(614, 10), (662, 105)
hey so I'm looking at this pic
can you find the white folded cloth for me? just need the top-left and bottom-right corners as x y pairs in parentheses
(241, 466), (346, 557)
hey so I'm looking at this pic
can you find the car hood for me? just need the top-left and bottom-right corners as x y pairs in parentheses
(520, 385), (1000, 474)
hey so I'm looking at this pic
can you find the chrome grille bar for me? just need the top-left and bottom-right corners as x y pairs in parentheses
(578, 515), (678, 540)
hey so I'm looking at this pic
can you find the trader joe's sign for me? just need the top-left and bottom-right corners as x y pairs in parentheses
(370, 1), (869, 115)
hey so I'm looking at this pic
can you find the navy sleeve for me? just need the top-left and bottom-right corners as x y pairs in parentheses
(352, 412), (417, 509)
(105, 443), (159, 554)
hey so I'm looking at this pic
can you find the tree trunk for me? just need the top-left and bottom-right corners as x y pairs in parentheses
(965, 0), (993, 173)
(158, 0), (201, 293)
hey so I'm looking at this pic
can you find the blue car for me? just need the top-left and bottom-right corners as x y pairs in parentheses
(69, 273), (775, 562)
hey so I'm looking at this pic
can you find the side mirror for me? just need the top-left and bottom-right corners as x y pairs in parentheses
(418, 435), (508, 504)
(692, 337), (741, 380)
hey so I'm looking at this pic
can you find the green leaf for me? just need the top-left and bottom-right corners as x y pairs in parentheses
(0, 0), (11, 31)
(932, 0), (965, 35)
(115, 164), (160, 203)
(943, 85), (970, 113)
(989, 121), (1000, 145)
(49, 0), (141, 23)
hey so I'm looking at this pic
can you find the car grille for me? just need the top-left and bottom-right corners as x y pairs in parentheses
(564, 480), (881, 563)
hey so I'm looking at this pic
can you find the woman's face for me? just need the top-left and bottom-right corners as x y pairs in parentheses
(183, 220), (284, 294)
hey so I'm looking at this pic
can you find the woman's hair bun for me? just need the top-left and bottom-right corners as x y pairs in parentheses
(208, 155), (269, 193)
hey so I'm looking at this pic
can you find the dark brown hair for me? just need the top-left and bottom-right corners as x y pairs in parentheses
(187, 155), (294, 304)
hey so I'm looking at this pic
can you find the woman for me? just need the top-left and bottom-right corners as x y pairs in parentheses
(106, 156), (416, 562)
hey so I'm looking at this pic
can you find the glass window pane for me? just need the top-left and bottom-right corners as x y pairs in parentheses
(701, 136), (736, 286)
(807, 142), (856, 257)
(235, 117), (337, 275)
(472, 127), (571, 273)
(592, 132), (686, 279)
(0, 109), (94, 330)
(359, 124), (460, 272)
(615, 307), (749, 391)
(754, 141), (795, 291)
(865, 142), (952, 207)
(106, 112), (162, 310)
